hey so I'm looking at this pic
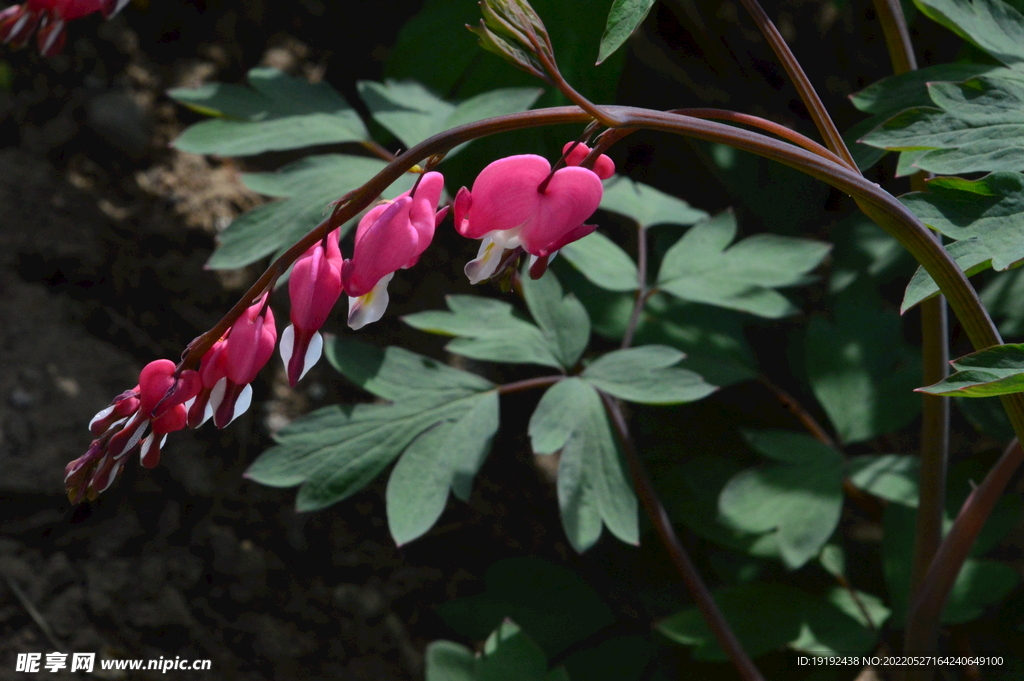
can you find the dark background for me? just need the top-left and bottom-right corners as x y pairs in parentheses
(0, 1), (1008, 679)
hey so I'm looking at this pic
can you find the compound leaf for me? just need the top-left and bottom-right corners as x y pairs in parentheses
(170, 67), (368, 156)
(657, 210), (830, 318)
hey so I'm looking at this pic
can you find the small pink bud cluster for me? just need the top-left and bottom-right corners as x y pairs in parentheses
(454, 142), (614, 283)
(0, 0), (129, 57)
(66, 359), (202, 503)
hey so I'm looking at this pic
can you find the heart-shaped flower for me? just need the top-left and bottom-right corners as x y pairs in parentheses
(453, 154), (604, 283)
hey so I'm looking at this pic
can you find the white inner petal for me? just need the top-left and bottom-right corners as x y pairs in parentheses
(229, 383), (253, 425)
(300, 331), (324, 382)
(279, 324), (296, 370)
(465, 237), (504, 285)
(348, 272), (393, 330)
(89, 405), (115, 430)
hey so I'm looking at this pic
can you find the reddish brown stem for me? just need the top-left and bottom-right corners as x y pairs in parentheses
(601, 393), (766, 681)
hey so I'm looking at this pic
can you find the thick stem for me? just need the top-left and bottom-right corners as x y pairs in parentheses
(601, 393), (765, 681)
(873, 0), (918, 73)
(905, 437), (1024, 651)
(869, 3), (949, 668)
(736, 0), (858, 170)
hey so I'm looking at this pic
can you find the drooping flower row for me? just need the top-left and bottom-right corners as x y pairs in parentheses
(66, 145), (614, 503)
(0, 0), (130, 56)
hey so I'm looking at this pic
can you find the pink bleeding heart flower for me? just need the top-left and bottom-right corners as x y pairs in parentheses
(280, 229), (343, 386)
(66, 359), (202, 503)
(185, 336), (228, 429)
(342, 171), (447, 329)
(210, 294), (277, 429)
(0, 0), (129, 56)
(453, 153), (604, 284)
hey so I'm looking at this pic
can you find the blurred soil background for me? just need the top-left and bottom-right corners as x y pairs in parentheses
(0, 1), (1005, 679)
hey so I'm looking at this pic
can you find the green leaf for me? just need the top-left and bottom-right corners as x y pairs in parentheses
(558, 263), (757, 386)
(850, 63), (1004, 115)
(656, 455), (782, 560)
(902, 238), (992, 312)
(657, 210), (831, 318)
(847, 454), (920, 507)
(404, 271), (585, 370)
(169, 67), (368, 156)
(597, 0), (656, 65)
(912, 0), (1024, 67)
(403, 296), (563, 369)
(326, 336), (494, 400)
(208, 155), (414, 269)
(918, 342), (1024, 396)
(846, 115), (890, 171)
(901, 172), (1024, 272)
(528, 379), (639, 551)
(386, 392), (499, 545)
(358, 80), (542, 156)
(805, 290), (922, 444)
(657, 582), (877, 660)
(246, 339), (495, 512)
(580, 345), (717, 404)
(437, 557), (616, 657)
(522, 270), (591, 369)
(599, 175), (708, 229)
(718, 431), (845, 569)
(426, 640), (476, 681)
(862, 76), (1024, 173)
(426, 620), (567, 681)
(559, 231), (639, 292)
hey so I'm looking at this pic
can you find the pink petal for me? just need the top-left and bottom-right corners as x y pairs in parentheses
(520, 166), (603, 256)
(224, 301), (277, 386)
(458, 155), (548, 239)
(343, 197), (419, 297)
(289, 232), (343, 333)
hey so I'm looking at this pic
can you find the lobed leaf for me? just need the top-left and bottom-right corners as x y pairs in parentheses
(358, 80), (542, 157)
(918, 342), (1024, 396)
(901, 172), (1024, 272)
(599, 175), (708, 230)
(246, 339), (496, 518)
(912, 0), (1024, 68)
(208, 154), (415, 270)
(657, 210), (831, 318)
(169, 67), (368, 156)
(902, 238), (992, 312)
(522, 270), (591, 369)
(580, 345), (717, 404)
(862, 76), (1024, 173)
(559, 231), (639, 292)
(805, 290), (922, 444)
(718, 431), (844, 569)
(528, 379), (638, 552)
